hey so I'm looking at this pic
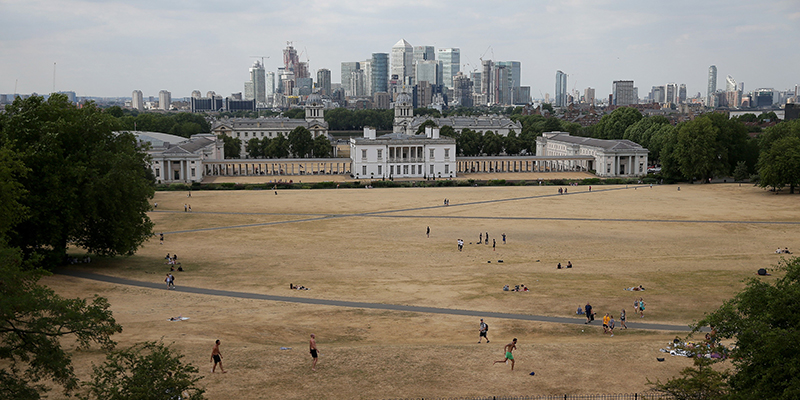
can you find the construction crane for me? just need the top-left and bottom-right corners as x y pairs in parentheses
(250, 55), (270, 67)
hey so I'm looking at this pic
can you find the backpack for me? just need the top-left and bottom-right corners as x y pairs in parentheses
(484, 323), (489, 331)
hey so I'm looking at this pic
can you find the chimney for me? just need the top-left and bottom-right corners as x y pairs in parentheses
(363, 127), (376, 140)
(432, 127), (440, 139)
(425, 126), (432, 138)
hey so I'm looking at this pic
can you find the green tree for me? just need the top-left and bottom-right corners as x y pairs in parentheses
(82, 341), (205, 400)
(246, 138), (263, 159)
(288, 126), (313, 158)
(481, 131), (503, 156)
(648, 357), (729, 400)
(503, 130), (522, 155)
(0, 146), (28, 244)
(674, 117), (722, 182)
(415, 119), (438, 134)
(758, 136), (800, 193)
(219, 135), (242, 159)
(439, 125), (457, 138)
(693, 257), (800, 400)
(0, 95), (155, 264)
(312, 135), (332, 158)
(0, 251), (122, 399)
(733, 160), (750, 182)
(283, 108), (305, 119)
(457, 128), (482, 156)
(593, 107), (643, 139)
(266, 134), (290, 158)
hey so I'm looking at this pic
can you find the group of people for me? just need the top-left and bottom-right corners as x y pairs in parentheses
(165, 253), (183, 271)
(580, 301), (639, 335)
(503, 284), (528, 292)
(556, 261), (573, 269)
(210, 335), (319, 373)
(183, 204), (192, 212)
(289, 283), (309, 290)
(442, 198), (450, 206)
(478, 319), (519, 371)
(164, 273), (175, 289)
(775, 247), (792, 254)
(453, 232), (506, 252)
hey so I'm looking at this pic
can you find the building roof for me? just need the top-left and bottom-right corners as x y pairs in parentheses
(211, 117), (328, 130)
(352, 131), (455, 145)
(542, 132), (647, 152)
(127, 131), (217, 156)
(408, 116), (522, 131)
(129, 131), (187, 148)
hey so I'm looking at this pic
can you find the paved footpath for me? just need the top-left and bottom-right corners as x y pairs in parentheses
(57, 269), (699, 332)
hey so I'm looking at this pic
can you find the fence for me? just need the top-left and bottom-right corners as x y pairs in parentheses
(381, 393), (674, 400)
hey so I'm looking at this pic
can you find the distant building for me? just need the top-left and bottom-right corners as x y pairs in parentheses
(555, 70), (567, 108)
(371, 53), (389, 95)
(190, 96), (223, 113)
(584, 87), (595, 105)
(158, 90), (171, 111)
(132, 90), (144, 111)
(373, 92), (391, 109)
(438, 48), (460, 89)
(211, 97), (329, 158)
(452, 72), (473, 107)
(350, 126), (456, 180)
(131, 131), (224, 183)
(415, 60), (440, 86)
(391, 39), (414, 86)
(707, 65), (717, 107)
(536, 132), (649, 177)
(612, 80), (635, 106)
(341, 61), (360, 97)
(316, 68), (331, 97)
(248, 60), (266, 104)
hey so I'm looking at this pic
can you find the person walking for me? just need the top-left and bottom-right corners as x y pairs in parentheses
(602, 313), (610, 334)
(639, 298), (646, 318)
(620, 309), (628, 329)
(159, 232), (164, 245)
(609, 315), (616, 337)
(426, 226), (430, 238)
(211, 339), (226, 373)
(493, 239), (496, 251)
(309, 334), (319, 371)
(493, 338), (518, 370)
(479, 232), (482, 245)
(478, 319), (490, 343)
(585, 302), (593, 324)
(502, 233), (506, 244)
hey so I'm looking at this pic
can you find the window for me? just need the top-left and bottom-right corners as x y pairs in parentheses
(237, 132), (241, 137)
(191, 168), (196, 177)
(444, 164), (449, 174)
(378, 165), (382, 174)
(361, 149), (367, 160)
(362, 166), (367, 175)
(403, 165), (408, 174)
(155, 168), (160, 177)
(377, 149), (383, 160)
(430, 149), (435, 159)
(430, 165), (434, 175)
(607, 165), (611, 173)
(245, 132), (248, 137)
(444, 149), (450, 159)
(410, 165), (415, 174)
(639, 163), (643, 172)
(390, 166), (394, 175)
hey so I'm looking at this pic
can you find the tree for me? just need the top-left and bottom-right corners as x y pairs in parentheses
(0, 146), (27, 244)
(693, 257), (800, 400)
(593, 107), (643, 140)
(439, 125), (457, 138)
(481, 131), (503, 156)
(457, 129), (482, 156)
(266, 134), (290, 159)
(0, 95), (155, 265)
(219, 135), (242, 159)
(674, 117), (722, 182)
(288, 126), (313, 158)
(246, 138), (262, 159)
(649, 357), (729, 400)
(758, 136), (800, 193)
(82, 341), (205, 400)
(415, 119), (438, 134)
(503, 130), (522, 155)
(312, 135), (332, 158)
(733, 160), (750, 183)
(0, 250), (122, 399)
(283, 108), (305, 119)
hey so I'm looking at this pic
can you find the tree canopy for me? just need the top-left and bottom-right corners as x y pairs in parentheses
(0, 95), (155, 265)
(692, 257), (800, 400)
(593, 107), (643, 140)
(288, 126), (313, 158)
(757, 119), (800, 193)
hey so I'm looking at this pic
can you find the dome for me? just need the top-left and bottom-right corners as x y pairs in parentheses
(306, 93), (322, 106)
(396, 92), (412, 105)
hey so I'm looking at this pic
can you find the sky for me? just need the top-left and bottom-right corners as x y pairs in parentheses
(1, 0), (799, 99)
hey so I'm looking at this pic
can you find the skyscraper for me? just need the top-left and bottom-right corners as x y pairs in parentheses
(341, 62), (360, 97)
(415, 60), (439, 86)
(470, 72), (482, 94)
(612, 80), (635, 106)
(248, 60), (266, 104)
(584, 87), (595, 105)
(678, 84), (687, 104)
(707, 65), (717, 108)
(413, 46), (435, 64)
(316, 68), (331, 97)
(266, 72), (275, 101)
(438, 48), (460, 89)
(555, 70), (567, 107)
(131, 90), (144, 111)
(391, 39), (413, 87)
(496, 61), (520, 103)
(452, 72), (473, 107)
(482, 60), (493, 103)
(158, 90), (171, 111)
(371, 53), (389, 95)
(665, 83), (677, 104)
(361, 59), (373, 97)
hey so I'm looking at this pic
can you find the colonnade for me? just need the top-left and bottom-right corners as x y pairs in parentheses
(456, 157), (593, 174)
(204, 159), (351, 177)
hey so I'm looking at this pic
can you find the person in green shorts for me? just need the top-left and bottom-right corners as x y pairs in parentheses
(493, 338), (517, 370)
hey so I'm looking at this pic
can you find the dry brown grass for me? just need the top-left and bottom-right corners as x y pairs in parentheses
(42, 183), (798, 399)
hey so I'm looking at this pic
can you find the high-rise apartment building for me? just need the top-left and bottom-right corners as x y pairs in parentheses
(470, 72), (482, 94)
(481, 60), (494, 103)
(391, 39), (413, 87)
(651, 86), (665, 103)
(438, 48), (460, 89)
(158, 90), (171, 110)
(371, 53), (389, 95)
(665, 83), (677, 104)
(707, 65), (717, 107)
(496, 61), (520, 103)
(494, 64), (511, 105)
(316, 68), (331, 97)
(452, 72), (473, 107)
(341, 62), (360, 97)
(266, 72), (275, 101)
(361, 59), (373, 97)
(679, 84), (687, 104)
(584, 87), (595, 105)
(555, 70), (567, 107)
(131, 90), (144, 111)
(612, 80), (635, 106)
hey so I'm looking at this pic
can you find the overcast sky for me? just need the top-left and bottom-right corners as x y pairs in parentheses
(1, 0), (798, 99)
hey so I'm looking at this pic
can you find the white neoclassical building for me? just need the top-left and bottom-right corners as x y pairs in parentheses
(350, 126), (457, 180)
(130, 131), (224, 183)
(211, 93), (329, 158)
(536, 132), (649, 177)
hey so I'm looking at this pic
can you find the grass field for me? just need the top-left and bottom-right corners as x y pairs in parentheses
(43, 182), (798, 399)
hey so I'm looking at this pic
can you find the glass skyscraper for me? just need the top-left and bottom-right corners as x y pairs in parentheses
(438, 48), (460, 89)
(555, 70), (567, 107)
(371, 53), (389, 95)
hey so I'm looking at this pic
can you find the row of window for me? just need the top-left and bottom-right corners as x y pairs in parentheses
(236, 131), (289, 139)
(360, 148), (451, 160)
(360, 164), (451, 176)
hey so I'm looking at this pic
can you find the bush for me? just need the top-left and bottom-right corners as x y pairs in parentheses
(582, 178), (602, 185)
(168, 183), (189, 191)
(220, 182), (236, 189)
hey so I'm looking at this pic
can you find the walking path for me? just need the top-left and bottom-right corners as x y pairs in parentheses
(57, 269), (698, 332)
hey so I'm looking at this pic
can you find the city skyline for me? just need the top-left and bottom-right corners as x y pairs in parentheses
(1, 0), (798, 99)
